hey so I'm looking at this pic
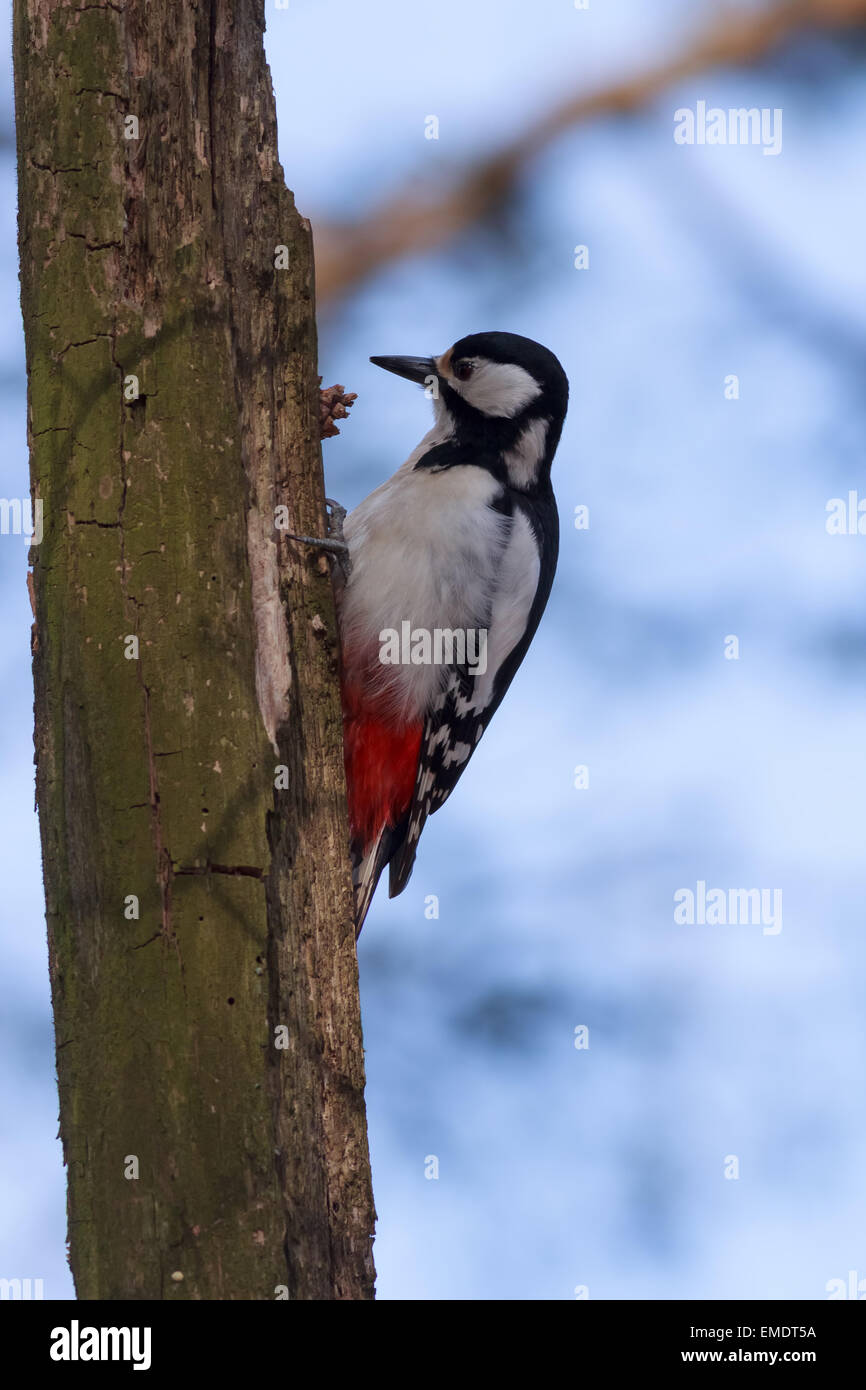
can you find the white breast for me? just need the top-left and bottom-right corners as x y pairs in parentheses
(340, 430), (510, 722)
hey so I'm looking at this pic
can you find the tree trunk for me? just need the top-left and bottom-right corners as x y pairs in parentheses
(13, 0), (375, 1300)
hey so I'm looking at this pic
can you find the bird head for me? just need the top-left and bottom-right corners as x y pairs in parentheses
(371, 331), (568, 492)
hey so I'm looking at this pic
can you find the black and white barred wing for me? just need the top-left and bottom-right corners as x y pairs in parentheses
(387, 507), (549, 897)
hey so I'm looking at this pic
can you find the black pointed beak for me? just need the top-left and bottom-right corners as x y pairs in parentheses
(370, 355), (436, 385)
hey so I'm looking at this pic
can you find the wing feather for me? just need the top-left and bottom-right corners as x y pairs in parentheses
(388, 502), (554, 897)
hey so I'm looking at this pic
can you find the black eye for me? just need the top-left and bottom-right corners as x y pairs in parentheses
(454, 360), (474, 382)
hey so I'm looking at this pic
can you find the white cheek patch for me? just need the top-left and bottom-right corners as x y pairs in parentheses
(502, 416), (549, 489)
(455, 359), (542, 418)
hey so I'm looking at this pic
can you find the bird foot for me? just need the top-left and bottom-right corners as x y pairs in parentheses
(285, 498), (352, 581)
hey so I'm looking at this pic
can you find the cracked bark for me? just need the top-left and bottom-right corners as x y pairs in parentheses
(14, 0), (375, 1299)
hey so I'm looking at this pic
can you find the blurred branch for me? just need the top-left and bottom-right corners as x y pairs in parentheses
(315, 0), (866, 304)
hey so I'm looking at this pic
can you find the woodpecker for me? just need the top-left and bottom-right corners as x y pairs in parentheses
(331, 332), (568, 933)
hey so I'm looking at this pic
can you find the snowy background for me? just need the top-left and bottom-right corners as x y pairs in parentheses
(2, 0), (865, 1299)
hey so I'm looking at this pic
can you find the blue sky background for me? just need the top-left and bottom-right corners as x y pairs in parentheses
(2, 0), (865, 1299)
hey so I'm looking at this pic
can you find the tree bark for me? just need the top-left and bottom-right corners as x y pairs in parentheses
(14, 0), (375, 1299)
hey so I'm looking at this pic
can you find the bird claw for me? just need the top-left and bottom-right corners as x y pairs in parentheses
(325, 498), (347, 542)
(285, 498), (352, 582)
